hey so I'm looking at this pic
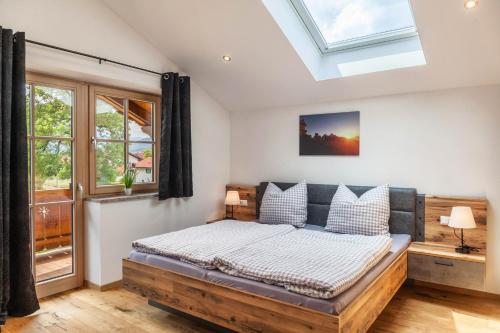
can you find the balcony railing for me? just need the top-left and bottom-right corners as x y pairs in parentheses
(34, 189), (72, 253)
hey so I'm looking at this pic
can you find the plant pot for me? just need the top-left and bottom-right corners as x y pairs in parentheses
(124, 188), (133, 196)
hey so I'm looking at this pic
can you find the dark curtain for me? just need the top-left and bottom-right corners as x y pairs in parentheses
(0, 28), (39, 325)
(158, 72), (193, 200)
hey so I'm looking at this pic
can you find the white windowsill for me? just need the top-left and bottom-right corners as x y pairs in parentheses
(85, 191), (158, 204)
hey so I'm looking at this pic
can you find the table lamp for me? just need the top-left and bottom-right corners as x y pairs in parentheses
(225, 191), (240, 219)
(448, 206), (476, 254)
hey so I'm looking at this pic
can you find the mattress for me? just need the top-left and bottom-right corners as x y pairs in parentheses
(128, 227), (410, 315)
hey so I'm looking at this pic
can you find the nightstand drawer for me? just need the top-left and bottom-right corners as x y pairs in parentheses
(408, 253), (485, 291)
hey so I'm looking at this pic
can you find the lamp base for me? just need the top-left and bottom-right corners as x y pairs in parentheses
(455, 246), (471, 254)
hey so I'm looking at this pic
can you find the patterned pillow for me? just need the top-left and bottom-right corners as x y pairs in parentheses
(259, 181), (308, 228)
(325, 184), (390, 236)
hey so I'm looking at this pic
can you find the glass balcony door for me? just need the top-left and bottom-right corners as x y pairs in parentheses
(26, 74), (86, 298)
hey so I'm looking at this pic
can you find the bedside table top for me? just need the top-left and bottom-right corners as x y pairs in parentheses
(408, 242), (485, 263)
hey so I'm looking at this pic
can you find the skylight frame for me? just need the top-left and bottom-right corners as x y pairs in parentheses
(289, 0), (418, 54)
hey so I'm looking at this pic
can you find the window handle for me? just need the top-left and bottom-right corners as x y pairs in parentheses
(91, 136), (97, 150)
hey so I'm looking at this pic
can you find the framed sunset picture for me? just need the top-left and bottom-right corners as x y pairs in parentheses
(299, 111), (360, 156)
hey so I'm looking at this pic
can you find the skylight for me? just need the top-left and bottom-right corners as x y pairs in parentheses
(262, 0), (426, 80)
(290, 0), (417, 53)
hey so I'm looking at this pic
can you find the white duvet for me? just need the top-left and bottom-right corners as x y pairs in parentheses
(132, 220), (295, 269)
(214, 229), (392, 299)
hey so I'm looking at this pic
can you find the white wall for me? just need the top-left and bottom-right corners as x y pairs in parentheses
(0, 0), (174, 93)
(0, 0), (230, 284)
(230, 85), (500, 294)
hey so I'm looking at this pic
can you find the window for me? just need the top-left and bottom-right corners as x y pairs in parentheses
(89, 86), (160, 195)
(290, 0), (417, 53)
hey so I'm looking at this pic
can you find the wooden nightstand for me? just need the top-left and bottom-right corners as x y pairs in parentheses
(408, 242), (485, 291)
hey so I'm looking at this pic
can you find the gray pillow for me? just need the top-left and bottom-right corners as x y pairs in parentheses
(259, 181), (307, 228)
(324, 184), (390, 236)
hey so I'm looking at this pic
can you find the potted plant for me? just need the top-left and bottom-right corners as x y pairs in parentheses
(123, 167), (137, 195)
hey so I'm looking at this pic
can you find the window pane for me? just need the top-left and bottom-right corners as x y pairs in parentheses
(96, 141), (125, 186)
(301, 0), (415, 44)
(35, 202), (73, 282)
(96, 95), (125, 140)
(128, 100), (153, 142)
(34, 139), (72, 203)
(128, 143), (154, 183)
(34, 86), (72, 137)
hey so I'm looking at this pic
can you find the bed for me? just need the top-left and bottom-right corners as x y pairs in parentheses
(123, 182), (425, 333)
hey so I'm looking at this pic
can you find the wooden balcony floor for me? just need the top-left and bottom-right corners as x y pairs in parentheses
(36, 249), (73, 282)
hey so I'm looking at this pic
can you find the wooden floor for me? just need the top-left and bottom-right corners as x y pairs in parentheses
(4, 285), (500, 333)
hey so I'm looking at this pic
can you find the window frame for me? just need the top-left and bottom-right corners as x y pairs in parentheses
(89, 85), (161, 195)
(289, 0), (418, 54)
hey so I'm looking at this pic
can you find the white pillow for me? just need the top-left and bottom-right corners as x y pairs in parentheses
(324, 184), (390, 236)
(259, 181), (308, 228)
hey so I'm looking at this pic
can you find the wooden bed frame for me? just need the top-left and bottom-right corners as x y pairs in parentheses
(122, 250), (407, 333)
(124, 183), (419, 332)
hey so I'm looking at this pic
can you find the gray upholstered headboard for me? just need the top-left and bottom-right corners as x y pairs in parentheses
(256, 182), (425, 241)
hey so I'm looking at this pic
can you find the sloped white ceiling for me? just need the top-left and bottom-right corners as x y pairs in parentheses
(103, 0), (500, 112)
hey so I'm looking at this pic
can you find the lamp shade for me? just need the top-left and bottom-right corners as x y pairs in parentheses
(448, 206), (476, 229)
(225, 191), (240, 206)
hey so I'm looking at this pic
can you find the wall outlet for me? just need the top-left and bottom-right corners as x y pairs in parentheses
(240, 199), (248, 206)
(440, 216), (450, 225)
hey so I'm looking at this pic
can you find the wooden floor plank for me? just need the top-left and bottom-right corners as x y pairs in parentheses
(369, 286), (500, 333)
(4, 285), (500, 333)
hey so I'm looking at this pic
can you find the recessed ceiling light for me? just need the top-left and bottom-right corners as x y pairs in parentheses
(222, 55), (232, 62)
(464, 0), (478, 9)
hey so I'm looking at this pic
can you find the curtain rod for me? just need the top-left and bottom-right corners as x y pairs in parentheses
(26, 39), (165, 77)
